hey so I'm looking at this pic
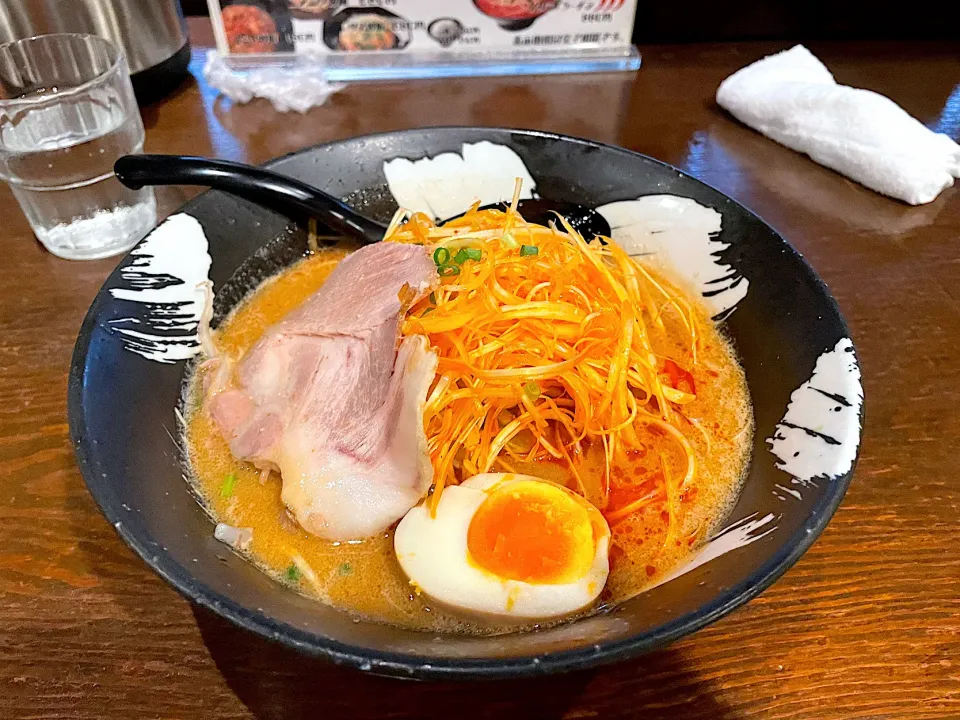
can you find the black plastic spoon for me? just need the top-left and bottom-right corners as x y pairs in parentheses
(115, 154), (386, 244)
(114, 154), (611, 243)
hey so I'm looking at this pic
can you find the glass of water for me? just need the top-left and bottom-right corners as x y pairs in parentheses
(0, 34), (156, 260)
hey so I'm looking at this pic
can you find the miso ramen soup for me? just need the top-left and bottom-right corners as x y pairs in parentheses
(185, 208), (753, 635)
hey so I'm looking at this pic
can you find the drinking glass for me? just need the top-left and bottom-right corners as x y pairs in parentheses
(0, 34), (156, 260)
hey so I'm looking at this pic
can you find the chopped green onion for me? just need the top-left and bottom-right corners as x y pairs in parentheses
(338, 562), (353, 576)
(220, 472), (237, 498)
(437, 264), (460, 277)
(453, 247), (483, 265)
(523, 381), (541, 399)
(428, 291), (436, 305)
(519, 244), (539, 257)
(433, 247), (450, 266)
(285, 564), (301, 583)
(500, 231), (519, 249)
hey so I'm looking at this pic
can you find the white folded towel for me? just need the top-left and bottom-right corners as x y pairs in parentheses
(716, 45), (960, 205)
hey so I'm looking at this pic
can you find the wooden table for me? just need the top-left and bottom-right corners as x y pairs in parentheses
(2, 20), (958, 719)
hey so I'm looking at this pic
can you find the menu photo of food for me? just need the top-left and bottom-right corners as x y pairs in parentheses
(287, 0), (342, 21)
(322, 8), (413, 52)
(210, 0), (637, 58)
(472, 0), (559, 31)
(215, 0), (294, 54)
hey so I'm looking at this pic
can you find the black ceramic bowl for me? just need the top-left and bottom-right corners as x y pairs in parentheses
(69, 128), (863, 680)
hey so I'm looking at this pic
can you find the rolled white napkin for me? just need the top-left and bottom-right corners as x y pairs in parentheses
(716, 45), (960, 205)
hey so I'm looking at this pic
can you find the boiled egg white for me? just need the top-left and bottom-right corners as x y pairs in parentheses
(394, 473), (610, 620)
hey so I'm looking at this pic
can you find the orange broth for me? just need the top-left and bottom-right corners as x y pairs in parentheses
(185, 245), (753, 634)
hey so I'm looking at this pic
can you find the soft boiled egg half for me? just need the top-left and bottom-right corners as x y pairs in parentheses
(394, 473), (611, 620)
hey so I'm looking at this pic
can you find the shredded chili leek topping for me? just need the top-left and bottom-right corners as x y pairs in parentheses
(388, 181), (703, 529)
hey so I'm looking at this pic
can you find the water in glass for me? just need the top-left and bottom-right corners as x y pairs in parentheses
(0, 34), (156, 260)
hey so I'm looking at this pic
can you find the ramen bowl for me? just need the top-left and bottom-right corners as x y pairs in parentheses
(69, 127), (862, 679)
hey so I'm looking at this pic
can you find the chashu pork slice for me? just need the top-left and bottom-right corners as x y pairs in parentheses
(209, 242), (438, 541)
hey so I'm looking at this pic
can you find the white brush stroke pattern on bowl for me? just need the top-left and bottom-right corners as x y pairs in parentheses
(383, 144), (749, 319)
(648, 512), (779, 590)
(768, 337), (863, 483)
(383, 141), (537, 221)
(108, 213), (212, 364)
(644, 335), (862, 585)
(597, 195), (749, 318)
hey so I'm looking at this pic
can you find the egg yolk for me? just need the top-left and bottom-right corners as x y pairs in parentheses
(466, 481), (595, 584)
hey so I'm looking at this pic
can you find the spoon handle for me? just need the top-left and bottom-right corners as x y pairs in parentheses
(114, 154), (387, 245)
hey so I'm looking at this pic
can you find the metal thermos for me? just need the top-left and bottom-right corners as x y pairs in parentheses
(0, 0), (190, 103)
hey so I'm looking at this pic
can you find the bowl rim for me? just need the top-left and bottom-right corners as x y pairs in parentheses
(68, 125), (860, 680)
